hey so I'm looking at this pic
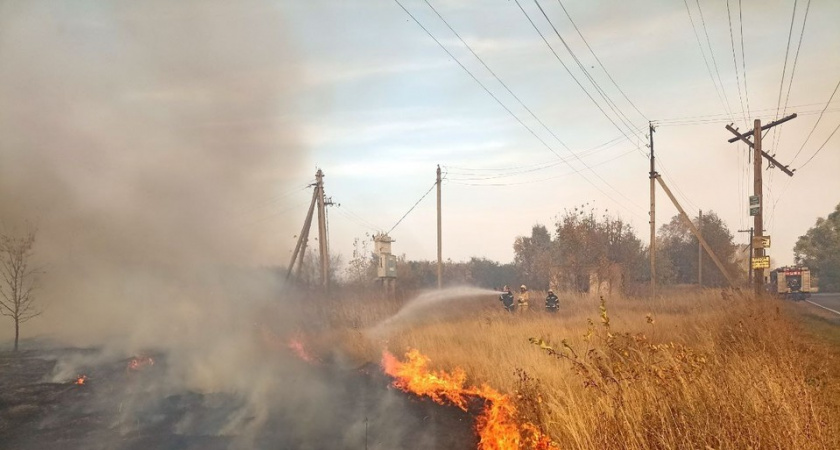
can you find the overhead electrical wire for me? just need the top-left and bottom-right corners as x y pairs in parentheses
(387, 180), (438, 234)
(726, 0), (748, 127)
(422, 0), (646, 207)
(393, 0), (647, 218)
(774, 0), (812, 152)
(527, 0), (647, 151)
(447, 148), (637, 187)
(797, 118), (840, 170)
(683, 0), (735, 123)
(737, 0), (750, 118)
(554, 0), (648, 123)
(790, 77), (840, 165)
(694, 0), (736, 122)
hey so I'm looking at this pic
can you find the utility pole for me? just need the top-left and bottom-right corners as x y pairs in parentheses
(738, 227), (754, 286)
(316, 169), (330, 292)
(725, 113), (796, 296)
(436, 165), (443, 289)
(287, 186), (318, 281)
(698, 210), (703, 287)
(751, 121), (764, 296)
(649, 122), (657, 299)
(656, 175), (738, 289)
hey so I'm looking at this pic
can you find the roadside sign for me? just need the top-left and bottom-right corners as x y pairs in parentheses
(749, 206), (760, 216)
(751, 256), (770, 269)
(749, 195), (760, 206)
(752, 235), (771, 249)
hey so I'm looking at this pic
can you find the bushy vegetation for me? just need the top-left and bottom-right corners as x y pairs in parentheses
(307, 289), (840, 449)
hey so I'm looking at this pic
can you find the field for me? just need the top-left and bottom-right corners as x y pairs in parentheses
(307, 289), (840, 449)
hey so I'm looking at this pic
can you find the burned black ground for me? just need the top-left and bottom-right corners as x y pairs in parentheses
(0, 348), (476, 450)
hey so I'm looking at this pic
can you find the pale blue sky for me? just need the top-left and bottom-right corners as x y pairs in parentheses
(1, 0), (838, 273)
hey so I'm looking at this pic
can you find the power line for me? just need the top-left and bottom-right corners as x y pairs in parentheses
(447, 148), (637, 187)
(554, 0), (648, 123)
(726, 0), (748, 127)
(683, 0), (734, 122)
(387, 181), (437, 234)
(395, 0), (646, 217)
(790, 77), (840, 165)
(775, 0), (812, 152)
(738, 0), (751, 118)
(798, 118), (840, 170)
(773, 0), (799, 127)
(694, 0), (735, 122)
(529, 0), (647, 151)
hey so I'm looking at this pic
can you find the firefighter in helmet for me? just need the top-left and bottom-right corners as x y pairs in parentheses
(517, 285), (530, 312)
(545, 289), (559, 313)
(499, 285), (515, 312)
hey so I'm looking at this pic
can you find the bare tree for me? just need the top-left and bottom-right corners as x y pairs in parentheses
(0, 229), (41, 352)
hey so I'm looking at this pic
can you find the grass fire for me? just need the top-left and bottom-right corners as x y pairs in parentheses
(2, 1), (840, 449)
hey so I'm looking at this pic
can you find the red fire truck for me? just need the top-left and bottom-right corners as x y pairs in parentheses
(768, 266), (815, 301)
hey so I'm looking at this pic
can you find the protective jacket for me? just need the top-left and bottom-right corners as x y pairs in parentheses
(499, 291), (515, 311)
(545, 293), (559, 311)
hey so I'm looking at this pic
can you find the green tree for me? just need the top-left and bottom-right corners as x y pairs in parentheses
(513, 225), (554, 290)
(794, 203), (840, 292)
(657, 211), (742, 287)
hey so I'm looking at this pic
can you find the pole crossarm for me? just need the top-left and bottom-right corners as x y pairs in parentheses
(725, 123), (795, 177)
(726, 113), (798, 143)
(655, 175), (739, 289)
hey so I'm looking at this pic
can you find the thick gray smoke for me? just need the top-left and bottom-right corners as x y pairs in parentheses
(0, 0), (305, 341)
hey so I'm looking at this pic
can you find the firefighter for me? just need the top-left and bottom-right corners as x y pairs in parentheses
(499, 285), (515, 312)
(545, 289), (559, 313)
(517, 285), (530, 313)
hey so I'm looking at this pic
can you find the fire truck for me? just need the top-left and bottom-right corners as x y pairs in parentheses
(768, 266), (815, 301)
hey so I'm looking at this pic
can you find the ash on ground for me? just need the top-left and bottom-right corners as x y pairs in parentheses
(0, 348), (476, 450)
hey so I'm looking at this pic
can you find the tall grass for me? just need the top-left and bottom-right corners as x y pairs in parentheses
(310, 289), (839, 449)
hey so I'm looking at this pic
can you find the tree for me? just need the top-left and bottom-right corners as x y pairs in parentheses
(795, 203), (840, 292)
(555, 205), (644, 292)
(513, 225), (554, 290)
(656, 211), (742, 287)
(0, 229), (41, 352)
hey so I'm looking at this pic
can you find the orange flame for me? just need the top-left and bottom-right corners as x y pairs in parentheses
(74, 375), (87, 385)
(287, 337), (319, 365)
(127, 356), (155, 371)
(382, 349), (553, 450)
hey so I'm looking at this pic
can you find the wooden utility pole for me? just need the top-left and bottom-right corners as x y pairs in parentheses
(738, 227), (754, 286)
(315, 169), (330, 291)
(751, 121), (764, 295)
(656, 175), (738, 289)
(725, 113), (796, 296)
(649, 123), (657, 299)
(698, 210), (703, 287)
(436, 165), (443, 289)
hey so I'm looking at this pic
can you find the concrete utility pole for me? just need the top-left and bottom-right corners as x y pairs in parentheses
(316, 169), (331, 291)
(698, 210), (703, 287)
(436, 165), (443, 289)
(738, 227), (754, 286)
(725, 113), (796, 296)
(649, 122), (657, 299)
(287, 186), (318, 280)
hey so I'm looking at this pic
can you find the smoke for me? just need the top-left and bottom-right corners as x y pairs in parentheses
(371, 286), (502, 334)
(0, 0), (306, 340)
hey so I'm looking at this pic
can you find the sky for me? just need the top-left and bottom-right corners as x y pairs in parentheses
(2, 0), (839, 277)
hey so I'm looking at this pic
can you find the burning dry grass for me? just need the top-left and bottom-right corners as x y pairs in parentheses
(320, 289), (840, 449)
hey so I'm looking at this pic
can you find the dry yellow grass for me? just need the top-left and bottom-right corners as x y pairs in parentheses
(309, 289), (840, 449)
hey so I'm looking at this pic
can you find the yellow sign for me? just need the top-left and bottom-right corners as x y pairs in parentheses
(752, 235), (771, 249)
(751, 256), (770, 269)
